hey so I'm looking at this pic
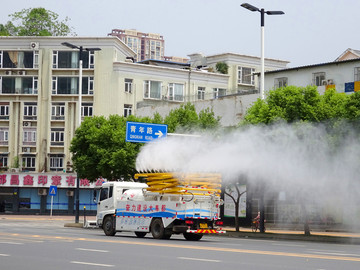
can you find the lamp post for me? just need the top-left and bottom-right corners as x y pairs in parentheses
(241, 3), (284, 100)
(61, 42), (101, 223)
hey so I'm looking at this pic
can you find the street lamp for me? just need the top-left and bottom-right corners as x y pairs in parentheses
(61, 42), (101, 223)
(241, 3), (284, 100)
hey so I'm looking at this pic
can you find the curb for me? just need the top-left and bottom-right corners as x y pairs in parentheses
(219, 230), (360, 245)
(64, 223), (84, 228)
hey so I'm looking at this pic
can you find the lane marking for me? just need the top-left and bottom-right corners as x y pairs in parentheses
(0, 254), (10, 256)
(0, 241), (23, 245)
(71, 261), (114, 267)
(311, 251), (360, 257)
(308, 249), (345, 253)
(272, 243), (306, 247)
(178, 257), (221, 263)
(1, 232), (360, 262)
(76, 248), (109, 253)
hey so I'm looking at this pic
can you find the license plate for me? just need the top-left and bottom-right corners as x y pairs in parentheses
(200, 223), (208, 229)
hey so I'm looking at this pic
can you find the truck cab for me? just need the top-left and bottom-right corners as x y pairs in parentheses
(96, 181), (147, 227)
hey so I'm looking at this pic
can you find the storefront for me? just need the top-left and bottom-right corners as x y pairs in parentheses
(0, 172), (103, 215)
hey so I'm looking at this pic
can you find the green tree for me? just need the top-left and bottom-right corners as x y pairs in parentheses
(215, 62), (229, 74)
(70, 115), (146, 182)
(164, 102), (220, 132)
(70, 104), (220, 182)
(0, 8), (74, 36)
(243, 86), (350, 125)
(0, 21), (17, 36)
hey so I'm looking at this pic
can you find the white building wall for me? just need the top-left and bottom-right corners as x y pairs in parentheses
(264, 59), (360, 95)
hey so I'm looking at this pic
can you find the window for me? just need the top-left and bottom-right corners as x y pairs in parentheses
(99, 186), (113, 201)
(53, 51), (94, 69)
(50, 128), (64, 145)
(51, 103), (65, 120)
(213, 88), (226, 99)
(355, 67), (360, 81)
(1, 51), (35, 68)
(23, 130), (36, 143)
(82, 103), (93, 117)
(51, 76), (93, 95)
(87, 76), (94, 95)
(238, 66), (255, 85)
(0, 77), (38, 94)
(24, 103), (37, 120)
(313, 72), (325, 86)
(125, 78), (133, 93)
(168, 83), (184, 101)
(0, 104), (9, 119)
(0, 129), (9, 142)
(144, 80), (161, 99)
(124, 104), (132, 117)
(22, 156), (35, 169)
(198, 87), (205, 100)
(274, 77), (288, 88)
(50, 155), (64, 171)
(0, 155), (8, 168)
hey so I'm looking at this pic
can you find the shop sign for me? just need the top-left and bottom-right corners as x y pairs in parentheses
(0, 173), (105, 188)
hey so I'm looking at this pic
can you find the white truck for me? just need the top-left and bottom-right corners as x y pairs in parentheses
(96, 173), (225, 240)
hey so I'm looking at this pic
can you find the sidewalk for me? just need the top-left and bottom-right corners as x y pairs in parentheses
(1, 215), (359, 244)
(222, 226), (360, 244)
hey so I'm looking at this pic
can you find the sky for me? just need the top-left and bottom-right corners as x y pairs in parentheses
(1, 0), (360, 67)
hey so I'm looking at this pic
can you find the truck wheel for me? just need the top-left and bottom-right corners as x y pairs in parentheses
(103, 216), (116, 236)
(135, 232), (147, 238)
(163, 231), (172, 239)
(183, 233), (203, 241)
(151, 218), (165, 239)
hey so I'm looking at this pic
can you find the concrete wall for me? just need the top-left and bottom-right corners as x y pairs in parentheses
(136, 93), (259, 127)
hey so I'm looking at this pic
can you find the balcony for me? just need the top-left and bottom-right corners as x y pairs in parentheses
(0, 77), (38, 95)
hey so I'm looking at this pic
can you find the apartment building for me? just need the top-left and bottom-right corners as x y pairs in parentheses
(108, 29), (165, 62)
(0, 36), (228, 214)
(188, 52), (289, 98)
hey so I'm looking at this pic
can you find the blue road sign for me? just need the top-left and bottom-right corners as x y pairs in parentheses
(49, 185), (57, 196)
(126, 122), (168, 143)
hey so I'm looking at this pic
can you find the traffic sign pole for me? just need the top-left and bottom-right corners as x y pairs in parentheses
(50, 196), (53, 217)
(49, 185), (57, 218)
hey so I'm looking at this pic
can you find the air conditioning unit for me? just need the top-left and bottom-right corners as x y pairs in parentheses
(5, 71), (12, 75)
(30, 42), (39, 50)
(18, 70), (26, 75)
(22, 147), (31, 153)
(23, 121), (31, 127)
(38, 188), (47, 196)
(66, 190), (74, 197)
(321, 80), (328, 86)
(327, 79), (334, 85)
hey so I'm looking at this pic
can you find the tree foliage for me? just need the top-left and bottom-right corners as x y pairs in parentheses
(164, 102), (220, 132)
(70, 104), (220, 182)
(243, 86), (359, 125)
(215, 62), (229, 74)
(0, 8), (74, 36)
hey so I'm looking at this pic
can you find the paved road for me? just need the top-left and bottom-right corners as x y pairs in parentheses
(1, 215), (360, 270)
